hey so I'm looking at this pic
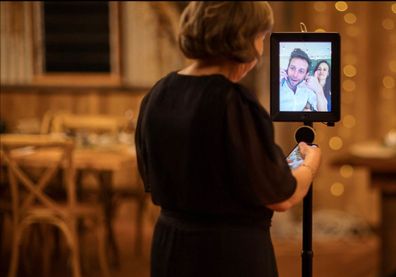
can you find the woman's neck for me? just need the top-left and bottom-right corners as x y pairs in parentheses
(178, 60), (243, 83)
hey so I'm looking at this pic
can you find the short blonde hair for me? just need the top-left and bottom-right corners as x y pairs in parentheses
(178, 2), (274, 63)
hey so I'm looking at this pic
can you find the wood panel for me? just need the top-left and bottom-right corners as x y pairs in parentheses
(0, 88), (146, 133)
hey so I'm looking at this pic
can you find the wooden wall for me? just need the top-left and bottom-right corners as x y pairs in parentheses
(0, 2), (184, 133)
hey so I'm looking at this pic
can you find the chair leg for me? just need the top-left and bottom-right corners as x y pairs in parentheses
(8, 227), (23, 277)
(53, 220), (81, 277)
(42, 225), (52, 277)
(97, 221), (110, 277)
(135, 196), (146, 256)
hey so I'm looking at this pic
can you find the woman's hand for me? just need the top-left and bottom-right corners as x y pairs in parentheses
(305, 74), (322, 93)
(298, 142), (321, 176)
(304, 73), (328, 111)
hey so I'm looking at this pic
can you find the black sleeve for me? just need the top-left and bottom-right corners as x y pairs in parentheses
(135, 93), (151, 192)
(225, 87), (297, 206)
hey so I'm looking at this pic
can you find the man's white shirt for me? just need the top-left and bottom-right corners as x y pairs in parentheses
(279, 79), (318, 111)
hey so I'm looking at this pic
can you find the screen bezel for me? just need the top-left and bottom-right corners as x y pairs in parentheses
(270, 32), (341, 123)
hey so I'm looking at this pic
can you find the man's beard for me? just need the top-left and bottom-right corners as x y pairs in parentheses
(286, 77), (305, 90)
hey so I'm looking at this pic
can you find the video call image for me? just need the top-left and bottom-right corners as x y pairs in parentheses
(279, 42), (332, 112)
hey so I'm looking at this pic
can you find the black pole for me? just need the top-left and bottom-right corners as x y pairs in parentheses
(301, 122), (313, 277)
(302, 185), (313, 277)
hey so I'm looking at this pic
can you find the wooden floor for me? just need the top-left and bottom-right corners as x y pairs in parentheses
(0, 201), (379, 277)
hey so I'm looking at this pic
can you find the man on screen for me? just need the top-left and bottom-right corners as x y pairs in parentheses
(280, 48), (328, 112)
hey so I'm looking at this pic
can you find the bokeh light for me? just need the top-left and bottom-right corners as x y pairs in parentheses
(314, 2), (327, 12)
(342, 80), (356, 91)
(344, 13), (357, 24)
(392, 3), (396, 14)
(383, 76), (395, 88)
(343, 65), (357, 77)
(382, 18), (395, 30)
(315, 28), (326, 32)
(330, 182), (345, 196)
(343, 115), (356, 128)
(340, 165), (354, 178)
(329, 136), (343, 150)
(335, 1), (348, 12)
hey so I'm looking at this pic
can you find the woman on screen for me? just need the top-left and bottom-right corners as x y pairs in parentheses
(314, 60), (331, 112)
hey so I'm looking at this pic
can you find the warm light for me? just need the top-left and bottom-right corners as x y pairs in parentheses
(329, 136), (343, 150)
(392, 3), (396, 14)
(342, 80), (356, 91)
(342, 90), (354, 104)
(335, 1), (348, 12)
(330, 182), (345, 196)
(381, 88), (395, 100)
(390, 60), (396, 73)
(340, 165), (354, 178)
(343, 65), (357, 77)
(343, 115), (356, 128)
(344, 13), (357, 24)
(315, 28), (326, 32)
(383, 76), (395, 88)
(314, 2), (327, 12)
(382, 18), (395, 30)
(346, 26), (360, 37)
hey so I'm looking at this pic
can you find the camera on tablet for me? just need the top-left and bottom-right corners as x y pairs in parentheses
(270, 32), (341, 124)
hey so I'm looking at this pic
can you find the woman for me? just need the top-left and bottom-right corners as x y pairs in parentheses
(136, 2), (321, 277)
(314, 60), (332, 112)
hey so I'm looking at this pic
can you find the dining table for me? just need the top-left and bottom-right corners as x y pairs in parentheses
(1, 134), (142, 267)
(331, 143), (396, 277)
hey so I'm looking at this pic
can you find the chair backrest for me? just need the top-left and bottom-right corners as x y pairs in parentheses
(0, 134), (76, 222)
(50, 113), (128, 134)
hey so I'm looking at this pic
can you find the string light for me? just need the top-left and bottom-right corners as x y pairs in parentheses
(382, 18), (395, 30)
(343, 65), (357, 77)
(335, 1), (348, 12)
(344, 13), (357, 24)
(330, 182), (345, 196)
(340, 165), (354, 178)
(329, 136), (343, 150)
(342, 79), (356, 91)
(383, 76), (395, 89)
(343, 115), (356, 128)
(314, 2), (327, 12)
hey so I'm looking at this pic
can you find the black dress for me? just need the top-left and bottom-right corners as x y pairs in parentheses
(135, 71), (297, 277)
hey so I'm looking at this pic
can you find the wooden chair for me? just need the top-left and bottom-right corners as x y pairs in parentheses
(0, 134), (110, 277)
(43, 112), (146, 260)
(50, 113), (129, 135)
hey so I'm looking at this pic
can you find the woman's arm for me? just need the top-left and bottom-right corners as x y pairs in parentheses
(305, 76), (328, 111)
(267, 142), (321, 211)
